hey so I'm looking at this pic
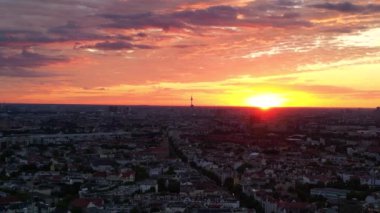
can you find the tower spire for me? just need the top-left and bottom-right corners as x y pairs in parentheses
(190, 96), (194, 108)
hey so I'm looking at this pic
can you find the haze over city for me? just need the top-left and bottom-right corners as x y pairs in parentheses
(1, 0), (380, 107)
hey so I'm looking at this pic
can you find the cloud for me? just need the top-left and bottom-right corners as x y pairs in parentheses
(311, 2), (380, 14)
(1, 0), (380, 106)
(0, 67), (59, 78)
(172, 5), (241, 26)
(101, 13), (186, 30)
(0, 49), (68, 68)
(172, 44), (206, 48)
(0, 30), (62, 45)
(0, 22), (134, 46)
(49, 21), (134, 41)
(0, 49), (67, 78)
(80, 41), (157, 50)
(292, 84), (380, 100)
(1, 1), (311, 49)
(101, 4), (312, 30)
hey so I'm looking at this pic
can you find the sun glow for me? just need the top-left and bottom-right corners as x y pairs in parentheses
(246, 94), (285, 110)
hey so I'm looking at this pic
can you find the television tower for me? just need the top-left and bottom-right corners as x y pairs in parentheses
(190, 96), (194, 108)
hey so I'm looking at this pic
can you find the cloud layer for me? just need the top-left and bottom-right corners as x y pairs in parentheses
(0, 0), (380, 107)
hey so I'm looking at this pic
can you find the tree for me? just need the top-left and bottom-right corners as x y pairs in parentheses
(0, 150), (14, 162)
(240, 194), (264, 212)
(326, 177), (345, 189)
(130, 207), (139, 213)
(294, 183), (311, 202)
(133, 166), (149, 181)
(347, 177), (362, 190)
(347, 190), (368, 201)
(70, 207), (83, 213)
(237, 163), (252, 174)
(151, 207), (160, 212)
(20, 164), (38, 173)
(165, 166), (175, 175)
(157, 178), (167, 192)
(199, 168), (221, 185)
(168, 180), (180, 193)
(233, 184), (243, 195)
(223, 177), (234, 192)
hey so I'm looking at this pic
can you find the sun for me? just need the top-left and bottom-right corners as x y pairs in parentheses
(246, 94), (285, 110)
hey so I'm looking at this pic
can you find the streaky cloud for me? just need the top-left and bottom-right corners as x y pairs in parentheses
(0, 67), (60, 78)
(0, 49), (69, 68)
(80, 41), (158, 50)
(311, 2), (380, 14)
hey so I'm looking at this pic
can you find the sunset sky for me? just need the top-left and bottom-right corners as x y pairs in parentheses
(1, 0), (380, 107)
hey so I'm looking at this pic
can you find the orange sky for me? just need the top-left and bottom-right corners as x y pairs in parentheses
(1, 0), (380, 107)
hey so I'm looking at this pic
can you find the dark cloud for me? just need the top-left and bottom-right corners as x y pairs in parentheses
(82, 86), (107, 91)
(281, 12), (301, 19)
(172, 5), (241, 26)
(245, 0), (304, 14)
(275, 0), (301, 7)
(250, 15), (312, 27)
(0, 49), (67, 78)
(0, 29), (91, 45)
(311, 2), (380, 14)
(0, 67), (58, 78)
(0, 1), (311, 50)
(322, 25), (368, 34)
(0, 49), (68, 68)
(48, 21), (81, 34)
(101, 4), (312, 30)
(102, 13), (186, 30)
(0, 30), (62, 45)
(136, 32), (148, 38)
(80, 41), (157, 50)
(48, 21), (133, 41)
(172, 44), (205, 48)
(0, 20), (133, 46)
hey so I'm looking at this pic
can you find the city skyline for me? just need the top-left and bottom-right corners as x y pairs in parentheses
(1, 0), (380, 107)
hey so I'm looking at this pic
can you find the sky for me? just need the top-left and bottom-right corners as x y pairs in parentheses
(0, 0), (380, 107)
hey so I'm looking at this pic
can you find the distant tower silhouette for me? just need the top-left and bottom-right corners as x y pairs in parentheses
(190, 96), (194, 108)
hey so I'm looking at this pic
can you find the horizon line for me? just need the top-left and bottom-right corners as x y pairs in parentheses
(0, 102), (377, 110)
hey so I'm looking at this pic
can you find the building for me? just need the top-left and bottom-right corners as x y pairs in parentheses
(310, 188), (350, 200)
